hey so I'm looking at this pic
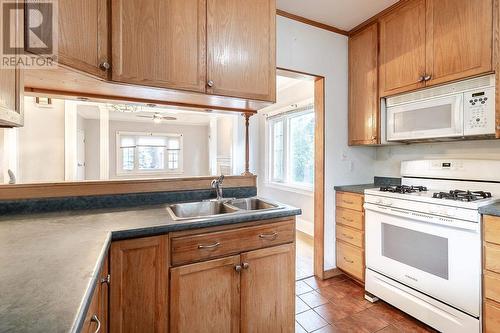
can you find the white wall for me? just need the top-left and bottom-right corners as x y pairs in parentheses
(107, 120), (210, 179)
(82, 119), (101, 180)
(276, 17), (377, 270)
(374, 140), (500, 176)
(17, 98), (66, 183)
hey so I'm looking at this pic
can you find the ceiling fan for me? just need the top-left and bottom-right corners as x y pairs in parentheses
(136, 112), (177, 123)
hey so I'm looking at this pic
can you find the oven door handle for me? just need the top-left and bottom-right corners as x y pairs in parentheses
(364, 203), (479, 232)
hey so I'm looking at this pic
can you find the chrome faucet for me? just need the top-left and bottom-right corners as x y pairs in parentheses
(211, 175), (225, 200)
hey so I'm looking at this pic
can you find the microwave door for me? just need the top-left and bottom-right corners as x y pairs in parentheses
(387, 95), (464, 141)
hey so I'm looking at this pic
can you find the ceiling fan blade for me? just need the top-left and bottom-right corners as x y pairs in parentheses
(161, 116), (177, 121)
(136, 115), (152, 118)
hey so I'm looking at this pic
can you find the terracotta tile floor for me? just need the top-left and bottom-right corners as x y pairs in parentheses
(295, 274), (438, 333)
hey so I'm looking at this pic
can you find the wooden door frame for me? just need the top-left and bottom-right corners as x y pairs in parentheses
(276, 68), (326, 280)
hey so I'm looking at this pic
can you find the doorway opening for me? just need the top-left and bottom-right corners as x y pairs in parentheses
(258, 69), (325, 281)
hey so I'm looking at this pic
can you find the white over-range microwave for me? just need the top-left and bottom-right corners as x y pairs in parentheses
(383, 75), (496, 142)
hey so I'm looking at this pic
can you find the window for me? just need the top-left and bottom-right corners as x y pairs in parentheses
(116, 132), (183, 175)
(268, 105), (315, 189)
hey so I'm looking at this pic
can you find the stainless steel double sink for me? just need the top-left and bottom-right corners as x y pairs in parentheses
(166, 197), (282, 221)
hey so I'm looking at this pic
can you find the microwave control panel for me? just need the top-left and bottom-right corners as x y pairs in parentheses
(463, 87), (495, 136)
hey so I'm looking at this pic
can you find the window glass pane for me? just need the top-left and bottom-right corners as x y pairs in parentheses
(121, 147), (134, 171)
(289, 111), (314, 185)
(272, 120), (284, 181)
(168, 151), (179, 170)
(138, 146), (164, 170)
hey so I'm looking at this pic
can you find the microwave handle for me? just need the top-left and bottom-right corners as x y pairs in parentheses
(454, 95), (464, 135)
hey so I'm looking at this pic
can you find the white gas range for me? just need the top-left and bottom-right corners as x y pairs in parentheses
(364, 159), (500, 333)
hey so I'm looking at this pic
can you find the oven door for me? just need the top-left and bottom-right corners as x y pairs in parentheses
(386, 94), (464, 141)
(365, 204), (480, 317)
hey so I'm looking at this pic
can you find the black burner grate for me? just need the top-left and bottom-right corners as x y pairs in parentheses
(380, 185), (428, 194)
(432, 190), (492, 202)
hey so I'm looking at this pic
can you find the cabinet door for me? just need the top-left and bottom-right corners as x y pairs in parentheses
(379, 0), (426, 97)
(240, 244), (295, 333)
(207, 0), (276, 101)
(0, 68), (22, 127)
(348, 23), (379, 146)
(170, 255), (241, 333)
(58, 0), (109, 78)
(425, 0), (493, 87)
(110, 235), (168, 333)
(111, 0), (206, 92)
(98, 256), (109, 333)
(82, 257), (108, 333)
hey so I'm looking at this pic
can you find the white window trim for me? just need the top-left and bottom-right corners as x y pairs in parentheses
(265, 105), (315, 192)
(115, 131), (184, 176)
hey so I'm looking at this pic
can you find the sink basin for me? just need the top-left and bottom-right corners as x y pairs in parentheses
(226, 198), (279, 211)
(167, 197), (283, 221)
(167, 201), (238, 220)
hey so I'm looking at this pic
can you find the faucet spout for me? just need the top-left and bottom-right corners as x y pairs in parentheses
(211, 174), (225, 200)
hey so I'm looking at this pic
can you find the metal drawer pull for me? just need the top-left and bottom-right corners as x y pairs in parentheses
(198, 242), (221, 249)
(100, 274), (110, 285)
(91, 315), (101, 333)
(343, 257), (354, 264)
(242, 262), (250, 269)
(235, 265), (242, 272)
(343, 200), (354, 205)
(341, 233), (354, 240)
(259, 232), (278, 240)
(342, 217), (354, 222)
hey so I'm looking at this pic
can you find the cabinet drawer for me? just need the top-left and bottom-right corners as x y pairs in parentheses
(82, 284), (100, 333)
(336, 224), (363, 248)
(484, 300), (500, 333)
(336, 207), (364, 230)
(485, 215), (500, 245)
(336, 192), (363, 211)
(485, 243), (500, 274)
(485, 270), (500, 304)
(336, 241), (364, 282)
(171, 220), (295, 266)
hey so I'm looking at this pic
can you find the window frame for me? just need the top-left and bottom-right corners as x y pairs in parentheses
(266, 105), (315, 192)
(115, 131), (184, 176)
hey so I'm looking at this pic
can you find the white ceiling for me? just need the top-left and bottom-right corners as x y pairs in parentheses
(277, 0), (399, 31)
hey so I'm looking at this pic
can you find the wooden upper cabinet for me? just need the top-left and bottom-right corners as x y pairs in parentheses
(58, 0), (109, 79)
(110, 235), (168, 333)
(170, 255), (241, 333)
(379, 0), (426, 97)
(207, 0), (276, 102)
(111, 0), (207, 92)
(425, 0), (493, 87)
(348, 23), (379, 146)
(240, 244), (295, 333)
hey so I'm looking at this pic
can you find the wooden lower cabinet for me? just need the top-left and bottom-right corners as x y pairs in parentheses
(335, 191), (365, 283)
(483, 215), (500, 332)
(109, 218), (296, 332)
(170, 255), (241, 332)
(240, 244), (295, 333)
(110, 235), (169, 333)
(82, 255), (109, 333)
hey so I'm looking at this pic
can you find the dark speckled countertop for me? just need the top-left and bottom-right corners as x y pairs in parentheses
(0, 203), (300, 333)
(334, 177), (402, 194)
(480, 202), (500, 217)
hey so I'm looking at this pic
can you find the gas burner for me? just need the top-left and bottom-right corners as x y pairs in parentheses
(432, 190), (492, 202)
(380, 185), (428, 194)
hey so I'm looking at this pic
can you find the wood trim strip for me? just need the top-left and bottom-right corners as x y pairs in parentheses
(314, 78), (326, 279)
(494, 0), (500, 138)
(276, 9), (349, 36)
(0, 175), (257, 200)
(348, 0), (412, 36)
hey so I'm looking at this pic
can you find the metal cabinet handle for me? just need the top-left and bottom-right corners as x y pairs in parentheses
(91, 314), (101, 333)
(100, 274), (110, 285)
(418, 75), (425, 82)
(259, 232), (278, 240)
(343, 200), (354, 205)
(424, 75), (432, 81)
(342, 233), (354, 240)
(99, 62), (110, 71)
(207, 80), (214, 87)
(242, 262), (250, 269)
(235, 265), (242, 272)
(343, 257), (354, 264)
(198, 242), (220, 249)
(342, 216), (354, 223)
